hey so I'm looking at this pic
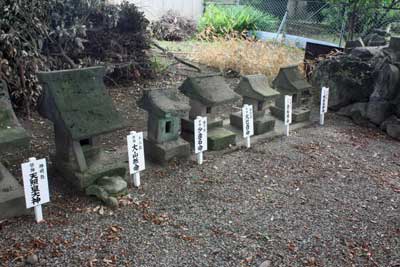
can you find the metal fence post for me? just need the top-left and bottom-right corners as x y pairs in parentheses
(339, 3), (347, 47)
(275, 10), (288, 43)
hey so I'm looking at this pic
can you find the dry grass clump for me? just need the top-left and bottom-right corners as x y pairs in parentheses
(191, 38), (304, 78)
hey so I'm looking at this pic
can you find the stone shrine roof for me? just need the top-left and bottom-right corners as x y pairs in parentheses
(272, 65), (312, 95)
(138, 88), (190, 117)
(235, 74), (280, 101)
(0, 80), (30, 152)
(179, 74), (239, 107)
(37, 66), (127, 141)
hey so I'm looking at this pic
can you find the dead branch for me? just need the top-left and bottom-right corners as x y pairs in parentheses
(152, 41), (201, 73)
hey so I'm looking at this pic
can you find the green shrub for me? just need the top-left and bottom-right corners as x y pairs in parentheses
(198, 4), (278, 37)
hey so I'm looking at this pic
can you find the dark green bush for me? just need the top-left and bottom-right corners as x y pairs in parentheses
(0, 0), (151, 111)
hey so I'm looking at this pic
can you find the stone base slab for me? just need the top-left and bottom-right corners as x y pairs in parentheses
(230, 112), (276, 135)
(53, 150), (127, 190)
(208, 127), (236, 151)
(270, 106), (311, 123)
(144, 137), (191, 164)
(181, 117), (223, 133)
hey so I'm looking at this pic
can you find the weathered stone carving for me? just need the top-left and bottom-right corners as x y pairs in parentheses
(179, 74), (240, 150)
(0, 80), (30, 219)
(37, 66), (128, 194)
(230, 74), (279, 135)
(270, 65), (312, 123)
(138, 88), (191, 163)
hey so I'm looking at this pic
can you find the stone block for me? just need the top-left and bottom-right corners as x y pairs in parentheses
(255, 116), (276, 135)
(52, 150), (127, 190)
(144, 137), (191, 164)
(0, 162), (28, 219)
(387, 123), (400, 140)
(366, 101), (393, 125)
(208, 128), (236, 151)
(270, 106), (310, 123)
(230, 112), (275, 135)
(292, 108), (311, 123)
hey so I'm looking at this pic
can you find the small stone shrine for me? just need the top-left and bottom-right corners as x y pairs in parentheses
(230, 74), (280, 135)
(179, 74), (240, 150)
(0, 80), (30, 219)
(138, 88), (191, 163)
(270, 65), (312, 123)
(37, 67), (128, 194)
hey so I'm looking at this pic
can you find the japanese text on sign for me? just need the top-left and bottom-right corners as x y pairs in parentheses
(22, 158), (50, 209)
(320, 87), (329, 114)
(284, 95), (293, 125)
(194, 116), (208, 154)
(242, 104), (254, 138)
(127, 131), (145, 174)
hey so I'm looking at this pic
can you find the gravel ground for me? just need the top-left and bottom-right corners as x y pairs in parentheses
(1, 60), (399, 266)
(1, 111), (399, 267)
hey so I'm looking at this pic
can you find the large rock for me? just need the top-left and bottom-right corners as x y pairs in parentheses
(380, 115), (400, 140)
(370, 63), (400, 101)
(311, 55), (375, 110)
(366, 101), (393, 125)
(337, 102), (371, 126)
(386, 119), (400, 140)
(363, 29), (388, 46)
(380, 115), (398, 131)
(395, 103), (400, 117)
(349, 47), (383, 60)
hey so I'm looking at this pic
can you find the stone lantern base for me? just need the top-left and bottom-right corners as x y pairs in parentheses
(181, 118), (236, 151)
(270, 105), (311, 123)
(144, 137), (190, 164)
(230, 112), (276, 135)
(52, 149), (127, 190)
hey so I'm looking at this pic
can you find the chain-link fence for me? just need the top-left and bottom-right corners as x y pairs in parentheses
(206, 0), (400, 47)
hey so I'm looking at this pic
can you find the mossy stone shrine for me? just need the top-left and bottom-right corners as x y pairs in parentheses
(0, 80), (30, 219)
(179, 74), (240, 151)
(270, 65), (313, 123)
(37, 66), (128, 190)
(138, 89), (191, 163)
(230, 74), (280, 135)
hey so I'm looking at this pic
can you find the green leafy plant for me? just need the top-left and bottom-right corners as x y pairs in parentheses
(198, 4), (278, 38)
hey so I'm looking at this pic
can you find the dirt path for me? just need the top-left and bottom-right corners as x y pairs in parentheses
(1, 112), (399, 267)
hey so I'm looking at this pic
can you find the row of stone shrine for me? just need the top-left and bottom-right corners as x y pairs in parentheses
(0, 64), (313, 218)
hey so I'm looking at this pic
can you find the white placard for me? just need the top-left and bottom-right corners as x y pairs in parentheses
(320, 87), (329, 125)
(320, 87), (329, 114)
(194, 116), (208, 154)
(284, 95), (293, 126)
(22, 158), (50, 209)
(242, 104), (254, 138)
(127, 131), (145, 174)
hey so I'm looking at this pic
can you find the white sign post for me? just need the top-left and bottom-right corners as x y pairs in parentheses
(21, 157), (50, 223)
(242, 104), (254, 148)
(194, 116), (208, 165)
(127, 131), (145, 187)
(320, 87), (330, 125)
(284, 95), (293, 136)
